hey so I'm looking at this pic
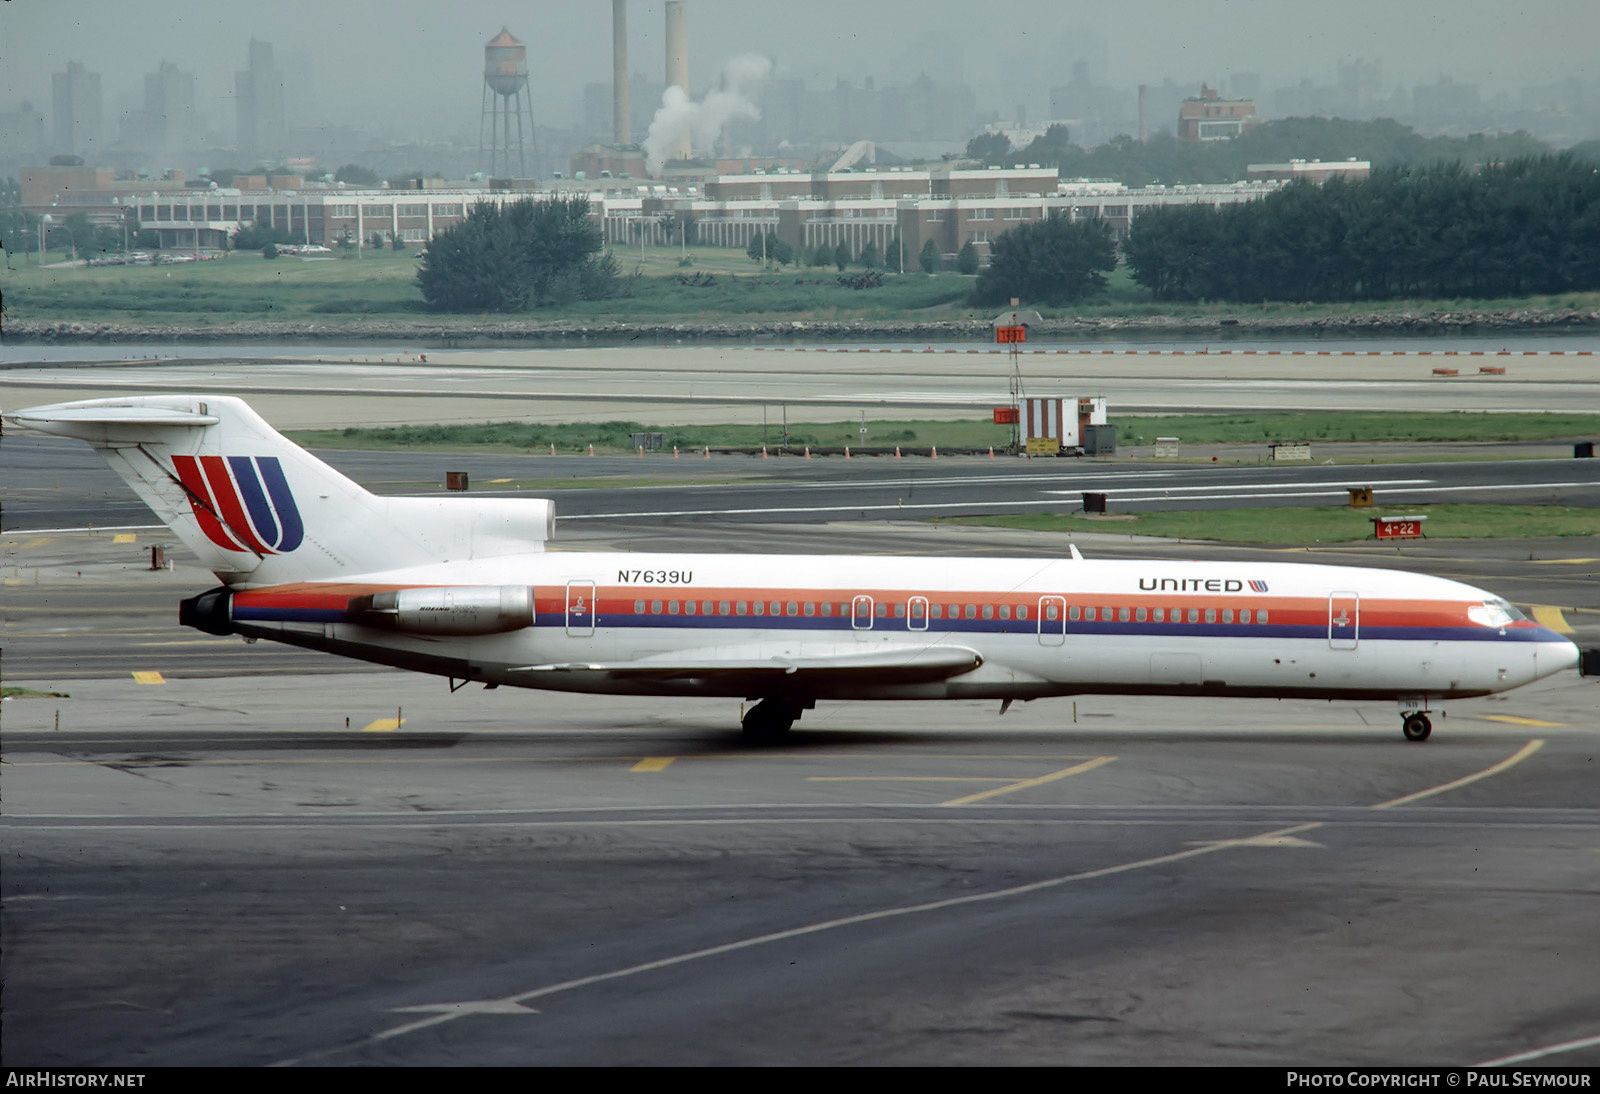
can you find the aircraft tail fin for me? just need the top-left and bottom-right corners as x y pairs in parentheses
(6, 395), (554, 586)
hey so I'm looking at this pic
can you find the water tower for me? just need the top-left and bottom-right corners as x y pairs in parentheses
(479, 27), (535, 178)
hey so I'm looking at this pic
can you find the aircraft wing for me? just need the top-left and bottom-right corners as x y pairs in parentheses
(514, 643), (981, 685)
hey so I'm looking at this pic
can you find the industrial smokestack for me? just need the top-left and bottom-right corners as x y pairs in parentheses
(612, 0), (629, 144)
(665, 1), (690, 161)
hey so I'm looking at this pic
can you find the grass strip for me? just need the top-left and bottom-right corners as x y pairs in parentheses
(948, 504), (1600, 543)
(1116, 411), (1600, 446)
(5, 246), (1596, 324)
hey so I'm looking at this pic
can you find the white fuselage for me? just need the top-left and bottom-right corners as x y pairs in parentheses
(223, 551), (1578, 704)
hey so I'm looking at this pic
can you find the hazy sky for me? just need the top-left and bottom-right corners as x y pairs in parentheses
(5, 0), (1597, 140)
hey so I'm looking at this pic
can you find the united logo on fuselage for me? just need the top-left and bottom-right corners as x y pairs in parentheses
(173, 454), (304, 554)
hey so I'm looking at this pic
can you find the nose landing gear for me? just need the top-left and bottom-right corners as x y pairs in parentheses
(1402, 711), (1433, 742)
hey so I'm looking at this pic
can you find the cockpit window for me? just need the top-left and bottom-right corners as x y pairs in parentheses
(1467, 598), (1526, 627)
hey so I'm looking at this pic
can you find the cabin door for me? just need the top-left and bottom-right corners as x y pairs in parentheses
(1038, 596), (1066, 646)
(851, 595), (875, 636)
(566, 580), (596, 637)
(1328, 592), (1359, 650)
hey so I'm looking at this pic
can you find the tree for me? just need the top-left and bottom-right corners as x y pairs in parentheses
(334, 164), (380, 187)
(262, 242), (279, 259)
(883, 234), (905, 272)
(860, 240), (881, 269)
(416, 196), (616, 312)
(808, 244), (832, 268)
(971, 213), (1116, 306)
(232, 223), (294, 250)
(390, 232), (404, 251)
(919, 238), (940, 274)
(662, 211), (696, 247)
(770, 234), (795, 267)
(746, 231), (768, 265)
(956, 240), (979, 275)
(833, 240), (851, 271)
(964, 131), (1012, 165)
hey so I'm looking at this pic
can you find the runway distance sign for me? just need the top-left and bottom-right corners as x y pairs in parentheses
(1372, 515), (1428, 540)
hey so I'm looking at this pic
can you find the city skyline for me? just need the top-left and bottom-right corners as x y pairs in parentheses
(3, 0), (1597, 170)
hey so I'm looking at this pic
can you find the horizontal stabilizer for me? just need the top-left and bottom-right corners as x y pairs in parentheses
(6, 403), (219, 439)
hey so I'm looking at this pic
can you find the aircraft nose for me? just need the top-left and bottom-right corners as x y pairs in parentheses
(1538, 639), (1580, 678)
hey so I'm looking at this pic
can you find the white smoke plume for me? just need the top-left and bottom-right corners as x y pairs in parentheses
(644, 54), (772, 176)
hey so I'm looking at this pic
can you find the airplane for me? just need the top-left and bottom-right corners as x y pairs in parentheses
(4, 394), (1581, 743)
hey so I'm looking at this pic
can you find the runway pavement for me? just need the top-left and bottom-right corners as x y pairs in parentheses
(3, 344), (1598, 428)
(7, 433), (1600, 533)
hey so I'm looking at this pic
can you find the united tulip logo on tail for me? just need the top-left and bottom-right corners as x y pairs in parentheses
(173, 455), (304, 553)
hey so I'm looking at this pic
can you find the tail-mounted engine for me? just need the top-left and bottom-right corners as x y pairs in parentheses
(357, 586), (535, 635)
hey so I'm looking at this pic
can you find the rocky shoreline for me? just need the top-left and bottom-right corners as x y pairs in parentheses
(6, 306), (1598, 344)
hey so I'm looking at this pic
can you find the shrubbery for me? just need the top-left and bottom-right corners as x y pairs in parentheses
(971, 213), (1115, 305)
(1124, 155), (1600, 302)
(415, 197), (619, 312)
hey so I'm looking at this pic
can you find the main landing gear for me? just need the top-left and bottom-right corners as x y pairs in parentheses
(1401, 711), (1433, 742)
(742, 698), (808, 743)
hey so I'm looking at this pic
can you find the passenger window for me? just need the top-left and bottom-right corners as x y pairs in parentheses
(736, 601), (748, 615)
(1153, 607), (1164, 622)
(1017, 606), (1027, 620)
(770, 600), (782, 616)
(947, 604), (959, 618)
(753, 601), (765, 616)
(999, 604), (1011, 620)
(1222, 609), (1233, 623)
(894, 603), (906, 618)
(685, 601), (696, 615)
(1240, 609), (1250, 624)
(1136, 607), (1147, 622)
(1119, 607), (1130, 622)
(1258, 609), (1269, 624)
(1045, 603), (1059, 621)
(1085, 607), (1096, 622)
(1187, 608), (1199, 623)
(720, 600), (731, 615)
(982, 605), (994, 619)
(964, 604), (977, 620)
(804, 602), (815, 616)
(931, 604), (942, 619)
(786, 601), (799, 616)
(651, 599), (662, 614)
(1069, 605), (1081, 621)
(668, 600), (680, 615)
(702, 600), (713, 615)
(1204, 608), (1215, 623)
(820, 602), (832, 617)
(877, 602), (889, 618)
(635, 599), (646, 613)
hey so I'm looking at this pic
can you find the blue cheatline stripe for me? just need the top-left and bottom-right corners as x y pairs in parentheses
(228, 456), (281, 551)
(233, 606), (349, 624)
